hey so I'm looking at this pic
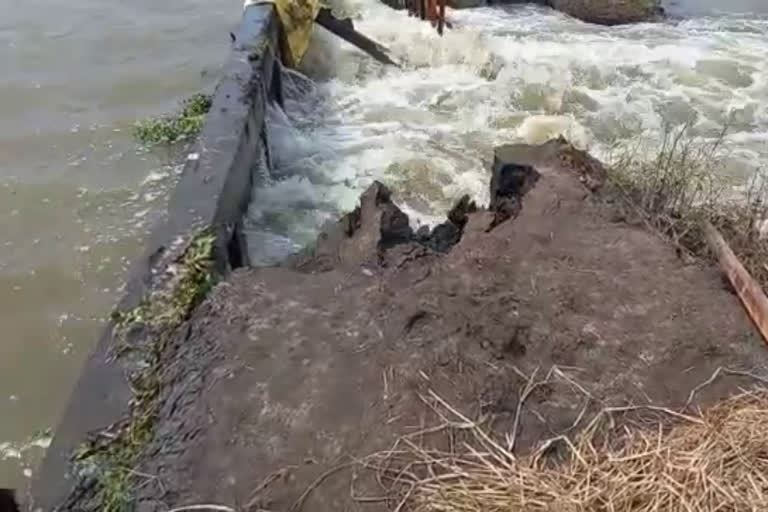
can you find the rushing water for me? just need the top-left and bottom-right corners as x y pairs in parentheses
(2, 0), (767, 494)
(0, 0), (241, 489)
(245, 0), (768, 263)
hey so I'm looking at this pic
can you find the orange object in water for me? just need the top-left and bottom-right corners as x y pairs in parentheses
(405, 0), (446, 35)
(704, 221), (768, 347)
(427, 0), (439, 22)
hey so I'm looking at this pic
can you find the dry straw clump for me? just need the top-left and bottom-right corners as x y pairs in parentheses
(372, 388), (768, 512)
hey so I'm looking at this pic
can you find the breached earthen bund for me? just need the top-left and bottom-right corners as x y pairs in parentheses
(121, 140), (765, 511)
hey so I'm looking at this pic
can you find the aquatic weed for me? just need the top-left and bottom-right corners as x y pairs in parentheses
(133, 93), (212, 148)
(70, 230), (218, 512)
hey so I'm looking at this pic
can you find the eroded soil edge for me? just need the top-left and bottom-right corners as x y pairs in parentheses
(72, 140), (768, 511)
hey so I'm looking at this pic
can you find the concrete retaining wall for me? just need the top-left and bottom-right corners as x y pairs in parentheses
(31, 5), (281, 509)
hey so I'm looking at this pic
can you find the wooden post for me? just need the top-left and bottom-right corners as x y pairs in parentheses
(438, 0), (446, 35)
(315, 8), (400, 67)
(704, 221), (768, 345)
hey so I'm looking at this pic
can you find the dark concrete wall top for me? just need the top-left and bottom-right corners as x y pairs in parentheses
(31, 5), (280, 510)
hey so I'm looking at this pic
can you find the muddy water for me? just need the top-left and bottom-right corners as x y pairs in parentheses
(0, 0), (241, 488)
(245, 0), (768, 264)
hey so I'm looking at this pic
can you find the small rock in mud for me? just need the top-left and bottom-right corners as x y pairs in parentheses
(488, 152), (540, 229)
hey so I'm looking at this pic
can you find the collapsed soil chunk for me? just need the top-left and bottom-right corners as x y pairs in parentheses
(489, 150), (541, 230)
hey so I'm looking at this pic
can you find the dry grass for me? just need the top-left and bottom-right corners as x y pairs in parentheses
(607, 123), (768, 288)
(706, 183), (768, 289)
(367, 386), (768, 512)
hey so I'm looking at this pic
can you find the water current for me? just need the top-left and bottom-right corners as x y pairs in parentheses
(245, 0), (768, 263)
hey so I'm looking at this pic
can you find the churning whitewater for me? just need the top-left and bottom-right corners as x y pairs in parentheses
(244, 0), (768, 264)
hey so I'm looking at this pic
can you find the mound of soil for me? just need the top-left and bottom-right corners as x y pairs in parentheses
(131, 141), (765, 511)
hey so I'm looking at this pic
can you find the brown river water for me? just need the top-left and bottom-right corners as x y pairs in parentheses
(2, 0), (768, 491)
(0, 0), (241, 488)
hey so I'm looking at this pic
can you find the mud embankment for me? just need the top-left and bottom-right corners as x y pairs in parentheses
(88, 140), (767, 511)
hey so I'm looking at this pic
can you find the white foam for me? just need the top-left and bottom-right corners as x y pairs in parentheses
(0, 433), (51, 462)
(517, 115), (589, 147)
(246, 2), (768, 263)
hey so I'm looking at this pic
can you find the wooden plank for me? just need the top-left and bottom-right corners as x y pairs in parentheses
(438, 0), (446, 35)
(314, 8), (400, 67)
(704, 221), (768, 345)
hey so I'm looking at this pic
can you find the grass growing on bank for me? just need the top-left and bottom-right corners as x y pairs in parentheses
(606, 123), (768, 288)
(133, 93), (212, 148)
(72, 231), (217, 512)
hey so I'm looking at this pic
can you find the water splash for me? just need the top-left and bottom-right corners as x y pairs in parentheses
(245, 1), (768, 264)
